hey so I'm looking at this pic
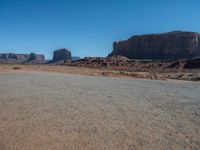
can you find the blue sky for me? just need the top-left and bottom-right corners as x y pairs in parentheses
(0, 0), (200, 59)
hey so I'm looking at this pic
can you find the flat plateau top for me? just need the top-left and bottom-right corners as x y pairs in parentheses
(0, 72), (199, 150)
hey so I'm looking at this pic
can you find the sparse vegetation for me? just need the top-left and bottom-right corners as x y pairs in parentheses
(12, 67), (21, 70)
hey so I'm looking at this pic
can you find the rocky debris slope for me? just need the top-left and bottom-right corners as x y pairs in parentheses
(64, 56), (200, 81)
(0, 53), (45, 64)
(167, 73), (200, 81)
(108, 31), (200, 59)
(184, 57), (200, 69)
(65, 56), (199, 72)
(52, 49), (71, 63)
(167, 58), (200, 70)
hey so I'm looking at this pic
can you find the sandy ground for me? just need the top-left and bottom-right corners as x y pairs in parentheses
(0, 64), (165, 80)
(0, 71), (199, 150)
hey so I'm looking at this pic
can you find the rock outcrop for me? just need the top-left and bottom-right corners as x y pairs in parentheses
(71, 56), (80, 61)
(166, 58), (200, 69)
(53, 49), (71, 62)
(26, 53), (45, 64)
(0, 53), (45, 64)
(108, 31), (200, 59)
(64, 55), (200, 73)
(184, 57), (200, 69)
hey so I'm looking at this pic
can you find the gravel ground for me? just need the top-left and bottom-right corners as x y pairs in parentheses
(0, 71), (200, 150)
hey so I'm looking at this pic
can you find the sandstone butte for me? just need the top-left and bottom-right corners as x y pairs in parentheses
(108, 31), (200, 59)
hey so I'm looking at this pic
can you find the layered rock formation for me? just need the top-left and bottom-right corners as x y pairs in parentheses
(0, 53), (45, 64)
(109, 31), (200, 59)
(52, 49), (71, 62)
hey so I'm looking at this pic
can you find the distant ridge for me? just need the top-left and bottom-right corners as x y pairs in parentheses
(0, 53), (45, 64)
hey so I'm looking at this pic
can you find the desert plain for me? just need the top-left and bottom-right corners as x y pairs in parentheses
(0, 65), (200, 150)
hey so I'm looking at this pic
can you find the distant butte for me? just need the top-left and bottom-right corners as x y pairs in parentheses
(108, 31), (200, 59)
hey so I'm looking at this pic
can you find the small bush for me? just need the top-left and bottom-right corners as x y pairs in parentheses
(12, 67), (21, 70)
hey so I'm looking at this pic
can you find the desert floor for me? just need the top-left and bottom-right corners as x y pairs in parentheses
(0, 64), (165, 80)
(0, 71), (200, 150)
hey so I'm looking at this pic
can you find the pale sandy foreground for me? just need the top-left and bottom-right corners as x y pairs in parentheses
(0, 72), (200, 150)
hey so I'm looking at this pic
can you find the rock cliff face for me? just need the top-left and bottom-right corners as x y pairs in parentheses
(53, 49), (71, 62)
(0, 53), (45, 63)
(108, 31), (200, 59)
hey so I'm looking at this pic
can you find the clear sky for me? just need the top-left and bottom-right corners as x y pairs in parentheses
(0, 0), (200, 59)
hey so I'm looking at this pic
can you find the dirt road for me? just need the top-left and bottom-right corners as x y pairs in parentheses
(0, 72), (199, 150)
